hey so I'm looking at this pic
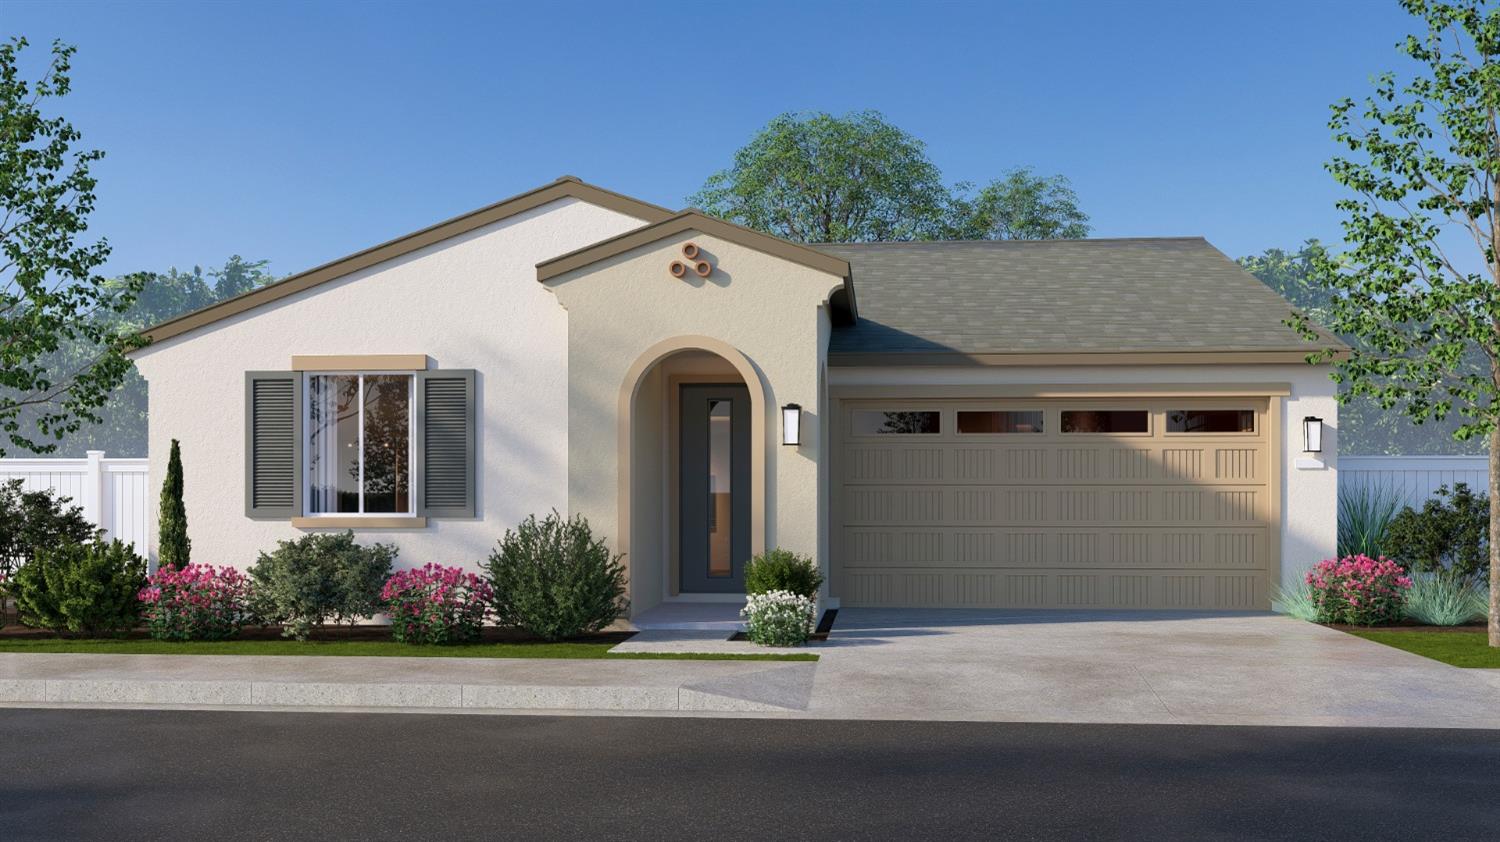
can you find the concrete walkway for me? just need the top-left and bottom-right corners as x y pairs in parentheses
(2, 610), (1497, 727)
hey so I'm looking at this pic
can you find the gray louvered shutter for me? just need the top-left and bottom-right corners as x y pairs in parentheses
(244, 371), (301, 518)
(416, 370), (475, 518)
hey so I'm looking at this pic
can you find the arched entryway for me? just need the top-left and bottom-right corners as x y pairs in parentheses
(617, 336), (767, 612)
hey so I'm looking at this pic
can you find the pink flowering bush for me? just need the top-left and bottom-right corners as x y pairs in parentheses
(138, 564), (252, 640)
(381, 564), (493, 645)
(1305, 555), (1413, 626)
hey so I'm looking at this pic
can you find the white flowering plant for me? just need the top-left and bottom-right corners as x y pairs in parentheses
(741, 589), (816, 647)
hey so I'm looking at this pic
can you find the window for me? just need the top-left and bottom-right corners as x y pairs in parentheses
(1060, 410), (1148, 434)
(958, 410), (1043, 434)
(1167, 409), (1255, 434)
(852, 410), (941, 435)
(306, 373), (413, 515)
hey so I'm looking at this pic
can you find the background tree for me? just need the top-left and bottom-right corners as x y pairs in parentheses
(158, 438), (188, 570)
(1, 37), (143, 456)
(950, 167), (1091, 240)
(1241, 240), (1484, 454)
(691, 110), (954, 242)
(1292, 0), (1500, 645)
(691, 110), (1090, 244)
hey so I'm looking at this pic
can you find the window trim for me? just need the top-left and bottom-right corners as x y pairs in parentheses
(849, 408), (944, 437)
(301, 370), (416, 518)
(955, 409), (1046, 435)
(1058, 408), (1153, 437)
(1163, 408), (1259, 437)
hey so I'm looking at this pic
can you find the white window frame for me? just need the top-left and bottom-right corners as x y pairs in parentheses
(301, 371), (416, 517)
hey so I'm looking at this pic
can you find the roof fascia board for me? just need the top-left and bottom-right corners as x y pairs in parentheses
(137, 177), (673, 347)
(536, 210), (852, 284)
(827, 350), (1350, 367)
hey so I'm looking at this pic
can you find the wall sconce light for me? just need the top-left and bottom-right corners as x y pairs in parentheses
(781, 403), (802, 446)
(1303, 416), (1323, 453)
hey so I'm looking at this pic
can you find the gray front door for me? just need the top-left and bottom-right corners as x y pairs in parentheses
(679, 384), (751, 593)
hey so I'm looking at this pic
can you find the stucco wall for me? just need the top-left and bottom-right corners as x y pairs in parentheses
(828, 363), (1339, 592)
(548, 232), (844, 612)
(132, 197), (651, 571)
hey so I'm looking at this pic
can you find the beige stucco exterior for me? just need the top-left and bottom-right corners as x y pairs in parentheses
(132, 197), (652, 571)
(546, 231), (845, 614)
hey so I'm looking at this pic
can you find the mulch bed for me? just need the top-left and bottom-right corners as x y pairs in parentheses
(1319, 621), (1486, 634)
(0, 623), (635, 645)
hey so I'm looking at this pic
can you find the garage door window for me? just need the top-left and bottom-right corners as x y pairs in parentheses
(852, 410), (940, 435)
(957, 410), (1043, 434)
(1167, 409), (1255, 434)
(1060, 410), (1148, 434)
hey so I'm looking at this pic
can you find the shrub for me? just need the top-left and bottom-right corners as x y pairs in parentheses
(381, 564), (493, 645)
(138, 564), (251, 640)
(7, 540), (146, 635)
(1403, 570), (1488, 626)
(1337, 482), (1403, 559)
(1382, 483), (1488, 583)
(486, 512), (628, 641)
(0, 479), (99, 576)
(742, 590), (816, 646)
(158, 439), (190, 570)
(247, 531), (396, 640)
(744, 548), (823, 599)
(1305, 555), (1413, 626)
(1270, 582), (1319, 622)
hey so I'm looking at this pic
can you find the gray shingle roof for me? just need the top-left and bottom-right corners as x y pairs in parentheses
(819, 237), (1344, 358)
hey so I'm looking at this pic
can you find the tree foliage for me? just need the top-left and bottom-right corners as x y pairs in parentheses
(1241, 240), (1483, 454)
(1, 38), (143, 456)
(1292, 0), (1500, 644)
(691, 110), (1089, 243)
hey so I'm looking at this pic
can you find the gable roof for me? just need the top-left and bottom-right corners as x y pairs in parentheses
(818, 237), (1347, 364)
(137, 176), (673, 346)
(535, 209), (855, 313)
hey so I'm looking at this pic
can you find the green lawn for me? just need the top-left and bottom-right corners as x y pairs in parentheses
(0, 637), (817, 662)
(1349, 630), (1500, 669)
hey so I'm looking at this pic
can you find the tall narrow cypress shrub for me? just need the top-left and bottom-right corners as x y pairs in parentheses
(158, 439), (190, 570)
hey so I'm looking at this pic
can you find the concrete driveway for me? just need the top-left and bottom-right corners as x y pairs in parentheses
(805, 609), (1500, 728)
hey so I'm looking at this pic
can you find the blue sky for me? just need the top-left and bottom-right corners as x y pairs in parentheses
(5, 0), (1420, 278)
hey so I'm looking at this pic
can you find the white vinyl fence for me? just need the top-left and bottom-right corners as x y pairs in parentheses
(0, 451), (150, 554)
(1339, 456), (1489, 508)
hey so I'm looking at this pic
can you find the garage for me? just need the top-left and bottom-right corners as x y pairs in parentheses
(833, 397), (1279, 610)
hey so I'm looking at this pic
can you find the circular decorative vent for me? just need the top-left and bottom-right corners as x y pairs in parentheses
(669, 241), (712, 278)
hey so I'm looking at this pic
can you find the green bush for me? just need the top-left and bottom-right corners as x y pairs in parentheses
(247, 531), (396, 640)
(485, 512), (628, 641)
(1382, 483), (1488, 583)
(1403, 570), (1488, 626)
(7, 540), (146, 635)
(741, 590), (815, 646)
(0, 479), (99, 576)
(1337, 482), (1403, 559)
(743, 548), (823, 599)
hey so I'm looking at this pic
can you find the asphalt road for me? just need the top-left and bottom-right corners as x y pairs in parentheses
(1, 709), (1496, 841)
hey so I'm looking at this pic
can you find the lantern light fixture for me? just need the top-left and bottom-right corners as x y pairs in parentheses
(781, 403), (802, 446)
(1302, 416), (1323, 453)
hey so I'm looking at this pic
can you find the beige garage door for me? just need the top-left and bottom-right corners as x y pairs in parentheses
(833, 398), (1277, 610)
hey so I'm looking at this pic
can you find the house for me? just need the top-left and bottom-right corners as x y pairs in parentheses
(130, 176), (1344, 615)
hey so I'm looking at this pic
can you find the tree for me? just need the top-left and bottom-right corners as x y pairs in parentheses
(1241, 241), (1484, 454)
(691, 110), (954, 243)
(207, 255), (272, 300)
(158, 438), (189, 570)
(1, 38), (143, 456)
(1292, 0), (1500, 645)
(950, 167), (1091, 240)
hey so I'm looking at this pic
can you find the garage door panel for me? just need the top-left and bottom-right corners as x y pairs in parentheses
(841, 569), (1266, 610)
(836, 398), (1275, 610)
(842, 526), (1266, 570)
